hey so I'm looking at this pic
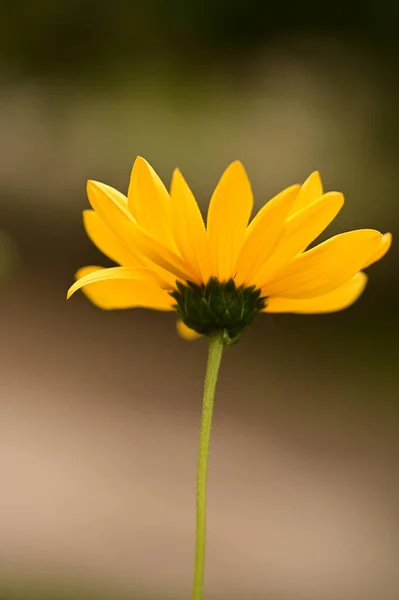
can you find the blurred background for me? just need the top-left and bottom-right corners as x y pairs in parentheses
(0, 1), (398, 599)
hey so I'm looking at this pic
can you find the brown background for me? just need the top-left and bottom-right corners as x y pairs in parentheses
(0, 2), (398, 598)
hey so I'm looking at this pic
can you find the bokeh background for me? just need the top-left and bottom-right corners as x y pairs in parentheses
(0, 2), (398, 599)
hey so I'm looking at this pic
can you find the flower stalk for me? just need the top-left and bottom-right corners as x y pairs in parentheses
(192, 331), (224, 600)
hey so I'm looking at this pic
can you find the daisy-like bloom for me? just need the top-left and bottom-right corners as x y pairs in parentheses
(68, 158), (391, 345)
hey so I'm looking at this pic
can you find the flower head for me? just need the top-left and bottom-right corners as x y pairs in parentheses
(68, 158), (391, 344)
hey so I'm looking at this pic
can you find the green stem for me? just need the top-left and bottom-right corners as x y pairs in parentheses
(192, 331), (224, 600)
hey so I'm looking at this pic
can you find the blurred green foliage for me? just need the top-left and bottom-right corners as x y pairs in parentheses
(1, 0), (399, 78)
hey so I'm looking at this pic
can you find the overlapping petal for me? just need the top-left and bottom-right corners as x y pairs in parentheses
(69, 159), (391, 333)
(235, 184), (299, 286)
(289, 171), (323, 215)
(363, 232), (392, 269)
(83, 210), (137, 267)
(262, 229), (382, 299)
(68, 266), (174, 310)
(265, 272), (367, 314)
(86, 180), (145, 259)
(128, 157), (175, 248)
(87, 180), (197, 283)
(207, 161), (253, 281)
(255, 192), (344, 284)
(170, 169), (211, 282)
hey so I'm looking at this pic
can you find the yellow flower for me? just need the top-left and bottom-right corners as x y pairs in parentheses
(67, 158), (391, 344)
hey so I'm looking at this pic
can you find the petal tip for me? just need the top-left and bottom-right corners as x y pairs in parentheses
(383, 232), (393, 245)
(176, 320), (201, 341)
(222, 160), (251, 190)
(66, 285), (75, 300)
(132, 156), (152, 173)
(310, 170), (322, 183)
(302, 170), (323, 197)
(170, 167), (185, 194)
(86, 179), (102, 196)
(328, 190), (345, 206)
(355, 271), (368, 286)
(171, 166), (182, 182)
(228, 159), (246, 174)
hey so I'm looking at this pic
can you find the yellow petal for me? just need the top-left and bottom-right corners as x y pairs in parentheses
(255, 192), (344, 284)
(86, 180), (142, 257)
(176, 320), (202, 340)
(88, 180), (131, 215)
(289, 171), (323, 215)
(83, 210), (138, 267)
(235, 184), (300, 286)
(68, 266), (175, 310)
(363, 232), (392, 268)
(207, 161), (253, 281)
(128, 156), (174, 248)
(170, 169), (211, 282)
(264, 272), (367, 314)
(262, 230), (382, 299)
(87, 180), (197, 284)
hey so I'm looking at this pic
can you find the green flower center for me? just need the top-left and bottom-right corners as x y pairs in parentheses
(170, 277), (267, 345)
